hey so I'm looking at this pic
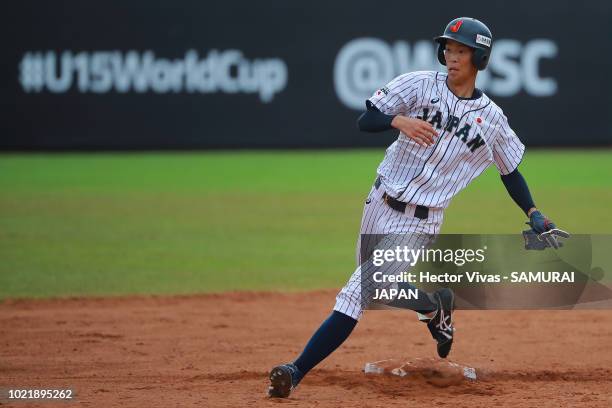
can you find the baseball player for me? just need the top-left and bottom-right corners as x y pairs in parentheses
(268, 17), (569, 398)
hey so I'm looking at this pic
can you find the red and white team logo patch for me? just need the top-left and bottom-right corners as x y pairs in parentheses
(377, 87), (390, 96)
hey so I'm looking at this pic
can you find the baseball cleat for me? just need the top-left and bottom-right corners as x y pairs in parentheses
(267, 363), (301, 398)
(427, 288), (455, 358)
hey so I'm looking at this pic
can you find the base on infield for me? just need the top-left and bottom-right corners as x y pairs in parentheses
(364, 358), (477, 387)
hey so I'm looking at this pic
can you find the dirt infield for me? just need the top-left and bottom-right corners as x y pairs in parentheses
(1, 291), (611, 408)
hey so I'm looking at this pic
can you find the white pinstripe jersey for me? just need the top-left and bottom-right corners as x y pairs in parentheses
(368, 70), (525, 209)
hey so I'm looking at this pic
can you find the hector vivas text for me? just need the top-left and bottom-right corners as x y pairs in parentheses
(369, 245), (576, 301)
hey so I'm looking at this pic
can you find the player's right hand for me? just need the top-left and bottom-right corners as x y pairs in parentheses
(391, 116), (438, 147)
(526, 210), (570, 249)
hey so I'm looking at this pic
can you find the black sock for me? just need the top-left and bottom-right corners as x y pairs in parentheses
(292, 311), (357, 381)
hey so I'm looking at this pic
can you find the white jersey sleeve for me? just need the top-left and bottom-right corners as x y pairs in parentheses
(491, 114), (525, 175)
(367, 72), (431, 115)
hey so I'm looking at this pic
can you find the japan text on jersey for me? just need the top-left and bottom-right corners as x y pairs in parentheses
(368, 71), (525, 209)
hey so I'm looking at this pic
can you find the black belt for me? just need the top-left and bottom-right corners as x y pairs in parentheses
(374, 177), (429, 220)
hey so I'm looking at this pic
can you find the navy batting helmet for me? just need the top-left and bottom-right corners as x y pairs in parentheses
(434, 17), (493, 71)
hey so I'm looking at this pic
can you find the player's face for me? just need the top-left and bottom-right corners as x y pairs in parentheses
(444, 40), (477, 83)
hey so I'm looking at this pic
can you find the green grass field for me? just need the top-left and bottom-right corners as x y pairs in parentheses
(1, 149), (611, 299)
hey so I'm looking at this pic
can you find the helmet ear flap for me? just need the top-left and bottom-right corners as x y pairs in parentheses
(437, 42), (447, 66)
(472, 48), (490, 70)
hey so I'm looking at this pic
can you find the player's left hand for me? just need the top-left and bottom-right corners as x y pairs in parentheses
(526, 210), (570, 249)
